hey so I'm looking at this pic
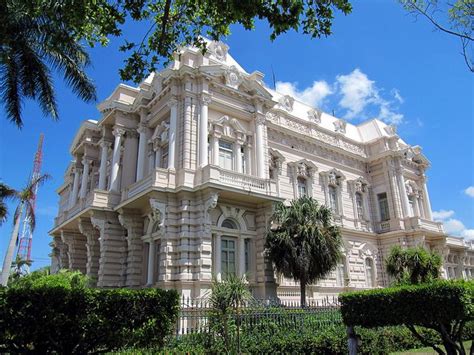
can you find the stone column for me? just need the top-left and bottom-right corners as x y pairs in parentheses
(234, 140), (243, 173)
(421, 177), (433, 220)
(69, 166), (81, 209)
(215, 234), (222, 281)
(412, 194), (420, 216)
(91, 211), (127, 287)
(109, 127), (125, 191)
(199, 94), (211, 168)
(244, 144), (252, 175)
(98, 140), (110, 190)
(136, 121), (148, 181)
(396, 170), (410, 218)
(147, 239), (156, 285)
(255, 115), (266, 178)
(61, 230), (87, 273)
(167, 98), (178, 169)
(79, 158), (90, 199)
(183, 96), (192, 169)
(211, 135), (219, 165)
(78, 217), (100, 285)
(154, 144), (162, 168)
(118, 211), (145, 287)
(238, 237), (246, 277)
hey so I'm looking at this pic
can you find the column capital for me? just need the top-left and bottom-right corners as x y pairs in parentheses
(137, 122), (148, 135)
(81, 157), (93, 167)
(200, 93), (212, 106)
(99, 139), (112, 149)
(167, 97), (179, 108)
(113, 126), (126, 138)
(255, 113), (266, 126)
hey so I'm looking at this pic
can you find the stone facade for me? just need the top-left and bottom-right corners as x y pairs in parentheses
(49, 41), (473, 299)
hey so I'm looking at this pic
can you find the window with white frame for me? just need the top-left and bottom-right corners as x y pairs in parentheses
(377, 193), (390, 221)
(244, 239), (250, 274)
(160, 144), (169, 169)
(355, 192), (364, 220)
(336, 256), (347, 287)
(221, 237), (237, 279)
(297, 177), (308, 198)
(219, 140), (234, 170)
(329, 185), (338, 212)
(408, 195), (416, 217)
(365, 258), (375, 287)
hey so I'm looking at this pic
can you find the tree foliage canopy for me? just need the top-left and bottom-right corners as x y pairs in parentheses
(385, 245), (442, 285)
(265, 196), (342, 306)
(1, 0), (352, 127)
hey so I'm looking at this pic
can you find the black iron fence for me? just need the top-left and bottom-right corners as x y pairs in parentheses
(176, 296), (341, 336)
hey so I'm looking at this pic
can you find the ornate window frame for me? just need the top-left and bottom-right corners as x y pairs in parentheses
(348, 177), (371, 229)
(150, 120), (169, 169)
(289, 159), (317, 199)
(320, 168), (346, 216)
(405, 180), (425, 218)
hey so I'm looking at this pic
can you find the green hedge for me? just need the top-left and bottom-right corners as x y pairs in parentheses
(340, 280), (473, 328)
(0, 272), (179, 354)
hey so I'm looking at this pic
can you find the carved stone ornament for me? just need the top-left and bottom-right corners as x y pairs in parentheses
(148, 199), (166, 233)
(278, 95), (294, 112)
(209, 41), (228, 61)
(307, 108), (322, 124)
(224, 65), (243, 89)
(204, 192), (219, 224)
(333, 119), (347, 134)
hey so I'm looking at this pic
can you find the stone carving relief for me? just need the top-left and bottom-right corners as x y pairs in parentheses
(307, 108), (322, 124)
(278, 95), (295, 112)
(334, 119), (347, 134)
(209, 41), (228, 61)
(151, 120), (169, 150)
(384, 124), (397, 136)
(211, 115), (247, 142)
(224, 65), (243, 89)
(147, 199), (166, 235)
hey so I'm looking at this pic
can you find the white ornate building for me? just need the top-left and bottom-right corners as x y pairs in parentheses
(49, 41), (473, 300)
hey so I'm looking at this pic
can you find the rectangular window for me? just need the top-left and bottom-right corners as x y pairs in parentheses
(408, 196), (415, 217)
(219, 140), (234, 171)
(221, 238), (236, 279)
(244, 239), (250, 274)
(336, 263), (346, 287)
(355, 193), (364, 220)
(298, 177), (307, 197)
(160, 145), (168, 169)
(329, 186), (338, 213)
(377, 193), (390, 221)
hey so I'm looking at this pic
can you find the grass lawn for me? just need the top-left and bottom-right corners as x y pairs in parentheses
(391, 340), (472, 354)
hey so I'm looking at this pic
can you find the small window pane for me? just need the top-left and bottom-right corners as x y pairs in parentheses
(377, 193), (390, 221)
(356, 193), (364, 220)
(329, 186), (338, 213)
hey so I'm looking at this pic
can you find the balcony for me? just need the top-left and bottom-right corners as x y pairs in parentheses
(54, 190), (120, 227)
(121, 168), (176, 201)
(201, 165), (279, 198)
(404, 217), (444, 234)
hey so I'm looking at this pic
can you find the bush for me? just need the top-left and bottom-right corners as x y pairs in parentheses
(0, 271), (179, 353)
(340, 280), (473, 354)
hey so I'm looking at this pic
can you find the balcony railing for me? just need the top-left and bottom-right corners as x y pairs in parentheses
(201, 165), (278, 197)
(405, 216), (444, 233)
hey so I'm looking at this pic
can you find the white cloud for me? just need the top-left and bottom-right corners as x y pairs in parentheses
(465, 186), (474, 198)
(462, 229), (474, 239)
(336, 69), (378, 119)
(443, 218), (466, 235)
(432, 209), (455, 221)
(391, 88), (404, 104)
(275, 80), (333, 108)
(433, 209), (474, 240)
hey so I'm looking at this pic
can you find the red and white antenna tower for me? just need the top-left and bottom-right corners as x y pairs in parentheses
(16, 133), (44, 273)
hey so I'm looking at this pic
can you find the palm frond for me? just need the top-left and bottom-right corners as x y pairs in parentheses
(0, 53), (23, 127)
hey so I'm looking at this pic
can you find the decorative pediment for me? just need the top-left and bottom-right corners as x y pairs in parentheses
(151, 120), (169, 145)
(278, 95), (295, 112)
(224, 65), (243, 89)
(403, 146), (430, 167)
(211, 115), (247, 142)
(208, 41), (228, 61)
(307, 108), (322, 124)
(333, 119), (347, 134)
(358, 242), (378, 260)
(405, 180), (420, 196)
(321, 168), (345, 186)
(289, 159), (317, 178)
(348, 177), (369, 194)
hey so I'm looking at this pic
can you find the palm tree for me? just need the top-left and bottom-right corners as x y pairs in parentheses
(0, 174), (50, 286)
(265, 196), (343, 307)
(0, 182), (17, 224)
(385, 245), (442, 285)
(0, 1), (96, 128)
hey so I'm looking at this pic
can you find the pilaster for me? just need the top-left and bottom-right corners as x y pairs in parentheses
(78, 217), (100, 285)
(61, 230), (87, 273)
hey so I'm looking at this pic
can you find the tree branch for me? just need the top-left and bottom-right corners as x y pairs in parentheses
(406, 325), (445, 355)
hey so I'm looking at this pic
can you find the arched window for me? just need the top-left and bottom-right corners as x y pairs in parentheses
(355, 192), (364, 220)
(329, 185), (338, 212)
(365, 258), (375, 287)
(297, 177), (307, 197)
(222, 218), (238, 229)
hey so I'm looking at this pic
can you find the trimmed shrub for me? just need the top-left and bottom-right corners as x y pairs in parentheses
(0, 271), (179, 354)
(340, 280), (473, 354)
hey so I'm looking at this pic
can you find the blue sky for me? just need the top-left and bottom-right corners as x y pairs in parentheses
(1, 0), (473, 270)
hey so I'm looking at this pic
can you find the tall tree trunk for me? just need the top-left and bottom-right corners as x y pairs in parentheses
(1, 202), (23, 286)
(300, 280), (306, 308)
